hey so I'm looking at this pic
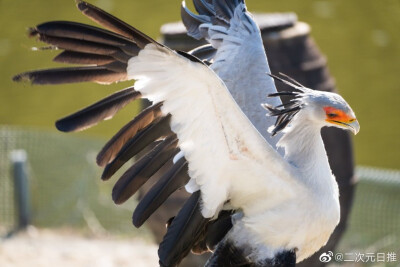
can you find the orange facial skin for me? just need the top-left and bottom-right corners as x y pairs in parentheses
(323, 106), (356, 126)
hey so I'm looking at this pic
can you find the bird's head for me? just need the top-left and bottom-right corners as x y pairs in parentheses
(263, 73), (360, 136)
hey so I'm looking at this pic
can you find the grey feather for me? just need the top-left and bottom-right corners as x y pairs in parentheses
(181, 2), (211, 40)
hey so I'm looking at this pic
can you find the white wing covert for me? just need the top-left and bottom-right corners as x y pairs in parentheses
(13, 1), (318, 265)
(127, 44), (297, 218)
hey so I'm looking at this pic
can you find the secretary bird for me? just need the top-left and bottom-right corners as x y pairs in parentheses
(13, 0), (359, 266)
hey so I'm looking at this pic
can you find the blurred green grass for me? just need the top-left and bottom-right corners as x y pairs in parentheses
(0, 0), (399, 168)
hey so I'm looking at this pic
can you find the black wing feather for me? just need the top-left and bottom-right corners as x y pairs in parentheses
(29, 26), (138, 59)
(76, 0), (161, 48)
(132, 157), (190, 228)
(33, 21), (136, 48)
(158, 191), (209, 267)
(12, 66), (127, 85)
(32, 34), (131, 63)
(101, 115), (172, 180)
(204, 210), (233, 252)
(189, 44), (217, 62)
(53, 51), (116, 65)
(112, 136), (179, 204)
(56, 86), (140, 132)
(96, 102), (164, 167)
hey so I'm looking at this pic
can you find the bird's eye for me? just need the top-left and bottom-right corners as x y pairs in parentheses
(327, 113), (337, 118)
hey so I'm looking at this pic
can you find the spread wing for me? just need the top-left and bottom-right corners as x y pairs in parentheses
(183, 0), (284, 146)
(126, 39), (300, 267)
(13, 1), (301, 265)
(127, 43), (296, 218)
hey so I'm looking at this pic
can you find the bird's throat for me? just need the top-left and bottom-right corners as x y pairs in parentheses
(277, 121), (333, 191)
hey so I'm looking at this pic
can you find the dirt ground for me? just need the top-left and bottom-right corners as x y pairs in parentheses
(0, 227), (159, 267)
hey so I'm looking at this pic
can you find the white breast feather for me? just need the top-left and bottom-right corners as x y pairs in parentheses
(127, 44), (339, 262)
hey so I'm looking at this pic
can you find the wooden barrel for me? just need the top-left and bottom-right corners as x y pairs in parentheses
(140, 15), (355, 267)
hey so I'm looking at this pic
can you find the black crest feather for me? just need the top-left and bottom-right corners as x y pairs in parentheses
(264, 73), (306, 136)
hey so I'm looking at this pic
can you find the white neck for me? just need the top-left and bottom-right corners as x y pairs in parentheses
(277, 117), (335, 194)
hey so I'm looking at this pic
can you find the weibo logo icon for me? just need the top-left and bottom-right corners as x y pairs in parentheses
(319, 251), (334, 262)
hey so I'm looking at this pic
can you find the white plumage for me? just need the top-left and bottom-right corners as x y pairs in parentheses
(126, 12), (357, 260)
(13, 0), (360, 265)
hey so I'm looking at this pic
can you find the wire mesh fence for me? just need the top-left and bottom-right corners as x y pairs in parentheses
(0, 125), (149, 238)
(336, 167), (400, 257)
(0, 126), (399, 256)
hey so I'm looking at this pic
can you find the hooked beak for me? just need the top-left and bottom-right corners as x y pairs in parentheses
(346, 119), (360, 135)
(327, 118), (360, 135)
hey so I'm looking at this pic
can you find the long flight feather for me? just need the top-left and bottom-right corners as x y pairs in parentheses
(132, 157), (190, 228)
(158, 191), (209, 267)
(56, 86), (140, 132)
(101, 115), (172, 179)
(96, 102), (164, 167)
(12, 66), (127, 85)
(112, 136), (179, 204)
(33, 21), (137, 49)
(31, 33), (131, 62)
(53, 51), (116, 65)
(76, 0), (161, 48)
